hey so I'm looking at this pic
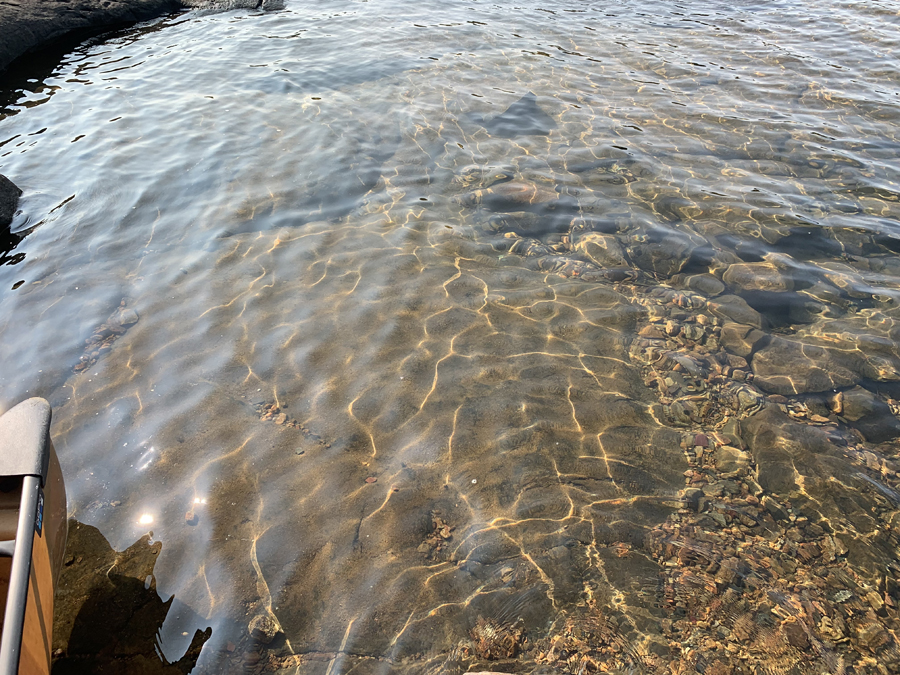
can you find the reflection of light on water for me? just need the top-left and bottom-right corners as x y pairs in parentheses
(137, 446), (156, 471)
(138, 513), (154, 526)
(193, 497), (207, 505)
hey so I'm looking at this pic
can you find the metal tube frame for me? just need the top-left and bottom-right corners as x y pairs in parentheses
(0, 475), (40, 675)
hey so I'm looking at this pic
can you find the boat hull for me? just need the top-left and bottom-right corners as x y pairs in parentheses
(0, 398), (67, 675)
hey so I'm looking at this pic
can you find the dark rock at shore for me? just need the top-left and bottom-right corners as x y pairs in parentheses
(0, 0), (184, 74)
(0, 174), (22, 229)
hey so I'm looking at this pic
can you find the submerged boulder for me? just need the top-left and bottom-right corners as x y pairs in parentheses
(684, 273), (725, 297)
(573, 232), (629, 268)
(751, 335), (862, 395)
(719, 322), (767, 358)
(834, 386), (900, 443)
(707, 294), (766, 329)
(723, 262), (794, 293)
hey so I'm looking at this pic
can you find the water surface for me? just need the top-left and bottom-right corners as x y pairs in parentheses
(2, 1), (900, 673)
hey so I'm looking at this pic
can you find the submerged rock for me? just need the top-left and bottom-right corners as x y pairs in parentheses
(723, 262), (794, 293)
(456, 181), (558, 210)
(573, 232), (629, 268)
(707, 294), (766, 329)
(739, 407), (841, 494)
(684, 273), (725, 297)
(752, 335), (862, 395)
(626, 236), (691, 277)
(719, 322), (767, 358)
(473, 91), (556, 138)
(248, 614), (280, 645)
(836, 386), (900, 443)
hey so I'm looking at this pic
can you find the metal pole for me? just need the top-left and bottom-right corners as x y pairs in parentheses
(0, 476), (40, 675)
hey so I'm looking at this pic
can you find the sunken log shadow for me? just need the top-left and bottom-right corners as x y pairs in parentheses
(52, 519), (211, 675)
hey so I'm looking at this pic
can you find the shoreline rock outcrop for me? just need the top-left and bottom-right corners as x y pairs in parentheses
(0, 0), (184, 74)
(0, 1), (287, 75)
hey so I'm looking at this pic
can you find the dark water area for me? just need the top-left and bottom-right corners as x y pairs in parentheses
(2, 0), (900, 673)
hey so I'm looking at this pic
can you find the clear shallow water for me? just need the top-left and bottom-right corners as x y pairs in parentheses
(2, 0), (900, 673)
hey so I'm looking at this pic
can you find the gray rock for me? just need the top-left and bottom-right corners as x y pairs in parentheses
(0, 0), (183, 74)
(752, 335), (862, 395)
(707, 294), (766, 329)
(789, 299), (832, 324)
(0, 175), (22, 229)
(116, 308), (140, 326)
(794, 313), (900, 384)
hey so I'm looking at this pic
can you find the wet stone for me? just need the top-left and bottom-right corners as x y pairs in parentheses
(707, 295), (767, 329)
(682, 487), (704, 512)
(839, 386), (900, 443)
(781, 616), (810, 650)
(685, 273), (725, 297)
(572, 232), (629, 267)
(713, 445), (750, 475)
(73, 299), (140, 373)
(626, 236), (693, 277)
(762, 496), (789, 522)
(0, 174), (22, 229)
(752, 336), (862, 395)
(719, 322), (767, 357)
(117, 308), (139, 326)
(723, 262), (794, 293)
(249, 615), (279, 645)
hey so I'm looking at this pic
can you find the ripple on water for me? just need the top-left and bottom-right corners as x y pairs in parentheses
(2, 0), (900, 673)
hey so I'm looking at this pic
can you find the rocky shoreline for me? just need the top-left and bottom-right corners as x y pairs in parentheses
(0, 0), (184, 74)
(0, 0), (286, 75)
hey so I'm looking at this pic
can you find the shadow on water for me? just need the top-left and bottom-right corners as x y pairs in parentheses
(52, 520), (212, 675)
(468, 92), (557, 138)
